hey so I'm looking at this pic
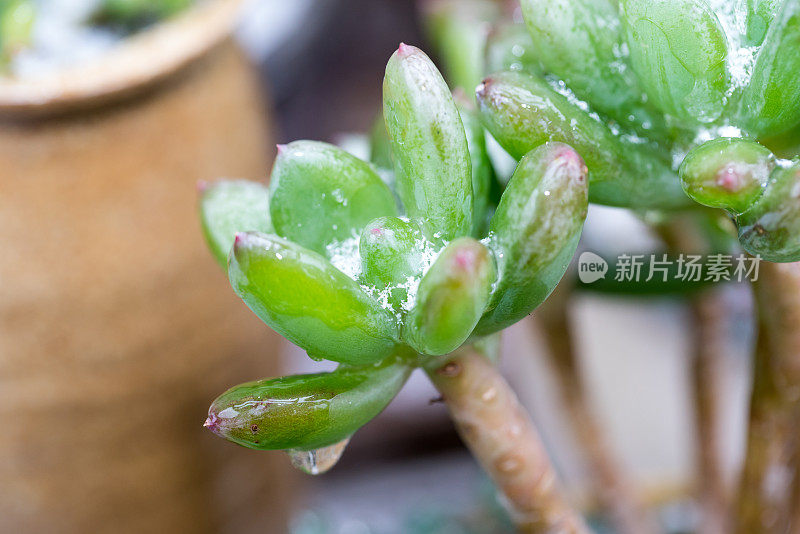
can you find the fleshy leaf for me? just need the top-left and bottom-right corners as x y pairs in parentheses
(91, 0), (191, 29)
(737, 160), (800, 262)
(404, 237), (494, 355)
(0, 0), (35, 65)
(745, 0), (781, 46)
(476, 71), (689, 208)
(199, 179), (272, 268)
(679, 137), (773, 214)
(421, 0), (501, 92)
(620, 0), (729, 124)
(383, 44), (473, 242)
(455, 93), (495, 237)
(475, 143), (588, 335)
(269, 141), (397, 257)
(737, 0), (800, 137)
(359, 216), (430, 311)
(484, 22), (543, 76)
(229, 232), (398, 364)
(521, 0), (668, 138)
(369, 115), (395, 172)
(206, 354), (412, 451)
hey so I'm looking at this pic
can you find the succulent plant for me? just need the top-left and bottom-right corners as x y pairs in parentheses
(199, 45), (588, 470)
(476, 0), (800, 261)
(91, 0), (192, 30)
(0, 0), (34, 68)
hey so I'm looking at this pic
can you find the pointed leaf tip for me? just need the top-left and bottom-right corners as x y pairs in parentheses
(204, 414), (219, 434)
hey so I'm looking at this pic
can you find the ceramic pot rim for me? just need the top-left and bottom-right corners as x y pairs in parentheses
(0, 0), (243, 117)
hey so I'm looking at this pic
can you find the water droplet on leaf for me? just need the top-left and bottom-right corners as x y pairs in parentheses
(286, 437), (351, 475)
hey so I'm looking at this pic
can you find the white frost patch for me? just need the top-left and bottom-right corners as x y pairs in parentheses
(326, 233), (362, 281)
(359, 235), (443, 320)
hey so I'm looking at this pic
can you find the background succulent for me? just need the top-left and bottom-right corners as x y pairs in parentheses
(474, 0), (800, 261)
(0, 0), (34, 69)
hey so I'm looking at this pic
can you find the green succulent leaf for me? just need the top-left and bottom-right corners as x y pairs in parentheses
(763, 121), (800, 160)
(199, 179), (272, 268)
(745, 0), (781, 46)
(679, 137), (774, 214)
(455, 94), (495, 237)
(476, 70), (689, 208)
(369, 114), (395, 172)
(484, 22), (544, 77)
(421, 0), (500, 92)
(91, 0), (191, 29)
(404, 237), (494, 356)
(475, 143), (589, 335)
(620, 0), (729, 125)
(229, 232), (398, 365)
(269, 141), (398, 257)
(737, 0), (800, 138)
(359, 216), (430, 311)
(521, 0), (668, 138)
(206, 354), (412, 451)
(0, 0), (34, 66)
(736, 160), (800, 262)
(383, 44), (473, 242)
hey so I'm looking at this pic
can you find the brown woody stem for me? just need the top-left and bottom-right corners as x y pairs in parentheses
(426, 348), (589, 534)
(536, 281), (659, 534)
(736, 261), (800, 534)
(657, 217), (730, 534)
(688, 290), (732, 534)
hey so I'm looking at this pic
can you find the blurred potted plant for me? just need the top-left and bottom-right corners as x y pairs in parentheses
(0, 1), (292, 533)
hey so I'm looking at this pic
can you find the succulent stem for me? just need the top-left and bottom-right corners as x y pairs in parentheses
(657, 218), (732, 534)
(736, 261), (800, 534)
(535, 280), (659, 534)
(425, 347), (589, 534)
(689, 291), (733, 534)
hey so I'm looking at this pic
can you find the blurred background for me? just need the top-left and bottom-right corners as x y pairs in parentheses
(0, 1), (755, 533)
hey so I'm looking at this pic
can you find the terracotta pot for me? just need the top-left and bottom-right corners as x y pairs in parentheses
(0, 2), (292, 532)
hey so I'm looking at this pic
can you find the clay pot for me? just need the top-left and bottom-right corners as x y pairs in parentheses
(0, 2), (292, 532)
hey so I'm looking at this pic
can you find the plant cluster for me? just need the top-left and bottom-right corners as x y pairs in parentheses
(200, 43), (588, 470)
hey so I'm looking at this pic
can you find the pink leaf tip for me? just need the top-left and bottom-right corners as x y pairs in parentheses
(454, 249), (476, 270)
(203, 413), (219, 433)
(553, 146), (588, 183)
(715, 164), (746, 192)
(397, 42), (413, 57)
(276, 144), (288, 155)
